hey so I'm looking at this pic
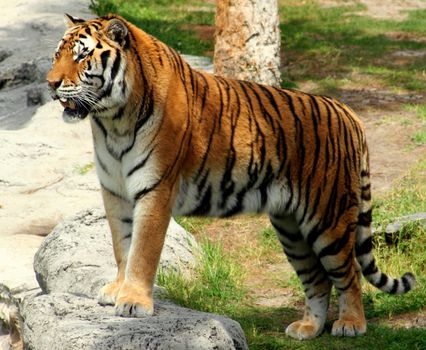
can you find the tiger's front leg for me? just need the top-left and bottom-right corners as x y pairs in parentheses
(97, 187), (134, 306)
(114, 184), (173, 317)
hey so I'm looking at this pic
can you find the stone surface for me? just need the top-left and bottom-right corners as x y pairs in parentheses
(21, 293), (248, 350)
(385, 212), (426, 234)
(0, 0), (93, 129)
(34, 208), (199, 298)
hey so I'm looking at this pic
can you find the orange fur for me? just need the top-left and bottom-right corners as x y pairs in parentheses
(47, 14), (415, 338)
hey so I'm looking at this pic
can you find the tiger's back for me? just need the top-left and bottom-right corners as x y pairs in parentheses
(47, 14), (415, 340)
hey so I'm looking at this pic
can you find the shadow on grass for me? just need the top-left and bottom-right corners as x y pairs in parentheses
(280, 4), (426, 92)
(231, 304), (426, 350)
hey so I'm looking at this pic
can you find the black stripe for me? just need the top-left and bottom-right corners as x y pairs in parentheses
(189, 185), (212, 216)
(362, 260), (378, 276)
(271, 221), (303, 242)
(296, 265), (318, 276)
(110, 51), (121, 81)
(121, 217), (133, 224)
(101, 184), (128, 202)
(358, 209), (372, 227)
(134, 181), (160, 202)
(95, 152), (110, 175)
(284, 250), (311, 260)
(336, 274), (356, 292)
(121, 232), (132, 241)
(100, 50), (111, 70)
(127, 149), (154, 177)
(356, 236), (373, 256)
(318, 222), (354, 259)
(402, 275), (412, 292)
(376, 274), (388, 288)
(389, 279), (399, 294)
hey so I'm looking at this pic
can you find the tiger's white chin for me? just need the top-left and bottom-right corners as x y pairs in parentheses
(62, 107), (89, 123)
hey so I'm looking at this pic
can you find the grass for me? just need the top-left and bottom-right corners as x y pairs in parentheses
(157, 236), (245, 314)
(403, 104), (426, 146)
(89, 0), (426, 347)
(90, 0), (215, 56)
(90, 0), (426, 95)
(73, 161), (95, 175)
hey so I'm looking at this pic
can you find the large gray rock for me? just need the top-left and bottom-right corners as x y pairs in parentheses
(34, 208), (199, 298)
(21, 293), (247, 350)
(22, 208), (248, 349)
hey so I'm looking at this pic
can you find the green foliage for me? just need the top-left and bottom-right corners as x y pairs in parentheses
(279, 0), (426, 92)
(174, 216), (213, 236)
(157, 236), (245, 314)
(90, 0), (214, 56)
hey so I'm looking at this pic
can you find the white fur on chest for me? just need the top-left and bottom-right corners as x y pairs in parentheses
(90, 115), (160, 202)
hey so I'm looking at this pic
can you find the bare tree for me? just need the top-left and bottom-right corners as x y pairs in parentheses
(214, 0), (281, 86)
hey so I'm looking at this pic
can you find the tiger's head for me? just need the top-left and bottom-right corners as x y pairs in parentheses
(47, 14), (130, 123)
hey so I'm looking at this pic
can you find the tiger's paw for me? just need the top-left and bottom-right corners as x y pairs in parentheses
(331, 319), (366, 337)
(285, 320), (323, 340)
(115, 281), (154, 317)
(97, 280), (122, 306)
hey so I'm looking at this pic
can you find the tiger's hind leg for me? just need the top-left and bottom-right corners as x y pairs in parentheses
(97, 188), (133, 306)
(309, 207), (367, 337)
(270, 215), (332, 340)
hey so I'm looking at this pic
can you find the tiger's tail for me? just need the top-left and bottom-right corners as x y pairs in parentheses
(355, 139), (416, 294)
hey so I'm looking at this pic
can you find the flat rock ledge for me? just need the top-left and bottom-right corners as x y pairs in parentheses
(20, 293), (247, 350)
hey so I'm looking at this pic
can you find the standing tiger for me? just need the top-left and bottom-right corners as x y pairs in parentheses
(47, 14), (415, 340)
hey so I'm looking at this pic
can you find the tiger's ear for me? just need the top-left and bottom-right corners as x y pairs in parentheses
(106, 19), (128, 46)
(64, 14), (85, 28)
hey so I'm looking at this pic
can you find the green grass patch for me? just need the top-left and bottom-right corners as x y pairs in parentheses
(403, 104), (426, 145)
(373, 158), (426, 225)
(158, 236), (245, 314)
(90, 0), (215, 56)
(174, 216), (213, 236)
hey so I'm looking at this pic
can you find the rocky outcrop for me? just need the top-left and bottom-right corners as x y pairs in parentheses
(21, 293), (247, 350)
(34, 208), (199, 298)
(14, 208), (248, 349)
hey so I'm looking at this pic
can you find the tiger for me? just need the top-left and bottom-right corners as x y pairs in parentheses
(46, 14), (415, 340)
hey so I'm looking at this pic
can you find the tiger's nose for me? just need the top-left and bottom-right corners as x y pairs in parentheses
(47, 78), (62, 90)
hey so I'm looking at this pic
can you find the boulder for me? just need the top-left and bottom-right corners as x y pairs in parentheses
(34, 208), (199, 298)
(21, 293), (248, 350)
(21, 208), (248, 350)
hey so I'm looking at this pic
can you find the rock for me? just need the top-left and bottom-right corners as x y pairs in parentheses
(26, 87), (45, 106)
(21, 293), (248, 350)
(0, 284), (24, 350)
(385, 212), (426, 234)
(0, 50), (12, 63)
(34, 208), (199, 298)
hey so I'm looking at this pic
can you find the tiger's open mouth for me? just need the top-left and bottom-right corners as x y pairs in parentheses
(60, 98), (89, 123)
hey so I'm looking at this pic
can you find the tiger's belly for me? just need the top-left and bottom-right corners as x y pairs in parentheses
(172, 176), (292, 218)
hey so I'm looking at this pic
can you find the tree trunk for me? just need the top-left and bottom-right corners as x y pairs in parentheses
(214, 0), (281, 86)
